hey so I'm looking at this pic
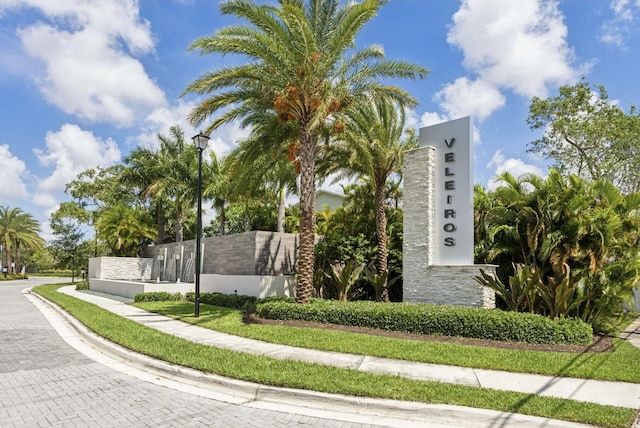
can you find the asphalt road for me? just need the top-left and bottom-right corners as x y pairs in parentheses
(0, 278), (381, 427)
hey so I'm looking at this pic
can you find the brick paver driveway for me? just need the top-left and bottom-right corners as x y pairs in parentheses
(0, 279), (379, 427)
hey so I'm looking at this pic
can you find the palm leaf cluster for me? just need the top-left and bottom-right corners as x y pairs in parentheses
(183, 0), (428, 303)
(475, 170), (640, 326)
(0, 206), (45, 275)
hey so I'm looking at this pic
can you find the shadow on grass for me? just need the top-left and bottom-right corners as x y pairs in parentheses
(489, 337), (624, 428)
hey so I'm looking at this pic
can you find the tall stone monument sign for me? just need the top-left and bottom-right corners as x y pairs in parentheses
(403, 116), (495, 308)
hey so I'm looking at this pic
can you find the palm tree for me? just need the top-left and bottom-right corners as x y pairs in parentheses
(225, 129), (299, 233)
(0, 206), (45, 274)
(183, 0), (428, 303)
(124, 126), (199, 243)
(320, 97), (418, 301)
(95, 204), (157, 257)
(201, 149), (229, 235)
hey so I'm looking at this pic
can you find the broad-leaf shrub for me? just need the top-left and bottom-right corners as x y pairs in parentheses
(256, 299), (593, 345)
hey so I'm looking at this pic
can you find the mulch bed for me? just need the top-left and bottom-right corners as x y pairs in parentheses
(244, 313), (615, 354)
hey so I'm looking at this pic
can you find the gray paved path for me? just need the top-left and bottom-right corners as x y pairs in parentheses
(0, 279), (384, 428)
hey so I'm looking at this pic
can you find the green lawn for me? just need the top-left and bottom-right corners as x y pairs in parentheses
(132, 300), (640, 384)
(32, 284), (638, 428)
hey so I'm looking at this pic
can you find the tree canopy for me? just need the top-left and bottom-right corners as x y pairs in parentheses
(527, 79), (640, 193)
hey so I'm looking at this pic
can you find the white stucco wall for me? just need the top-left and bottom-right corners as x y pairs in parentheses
(89, 274), (296, 300)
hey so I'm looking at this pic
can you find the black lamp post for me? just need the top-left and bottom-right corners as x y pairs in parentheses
(192, 131), (210, 318)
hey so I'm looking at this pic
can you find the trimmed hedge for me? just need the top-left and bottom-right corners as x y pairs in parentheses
(255, 299), (593, 345)
(134, 292), (184, 302)
(185, 292), (258, 311)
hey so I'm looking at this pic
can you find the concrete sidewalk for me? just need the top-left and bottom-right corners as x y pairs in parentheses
(27, 285), (640, 427)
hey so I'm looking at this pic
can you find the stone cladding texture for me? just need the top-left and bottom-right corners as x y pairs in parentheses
(403, 146), (495, 308)
(141, 231), (297, 276)
(88, 257), (153, 280)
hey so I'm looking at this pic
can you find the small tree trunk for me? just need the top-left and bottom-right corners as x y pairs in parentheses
(157, 203), (165, 244)
(15, 240), (21, 275)
(220, 207), (226, 236)
(277, 187), (286, 233)
(375, 180), (389, 302)
(244, 199), (250, 232)
(6, 247), (12, 275)
(176, 208), (184, 242)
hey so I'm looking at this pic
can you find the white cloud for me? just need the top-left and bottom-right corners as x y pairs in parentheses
(132, 101), (199, 149)
(207, 120), (253, 159)
(447, 0), (581, 99)
(486, 149), (545, 190)
(434, 77), (505, 121)
(33, 124), (121, 206)
(8, 0), (166, 126)
(600, 0), (640, 48)
(131, 102), (251, 160)
(420, 111), (449, 128)
(419, 109), (482, 145)
(0, 144), (29, 202)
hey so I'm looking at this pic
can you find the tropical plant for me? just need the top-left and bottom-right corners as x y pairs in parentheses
(362, 265), (399, 302)
(124, 125), (199, 243)
(474, 264), (539, 313)
(475, 170), (640, 327)
(323, 260), (365, 301)
(201, 149), (230, 235)
(319, 96), (418, 301)
(95, 204), (157, 256)
(230, 110), (299, 233)
(223, 135), (296, 233)
(0, 206), (45, 274)
(182, 0), (428, 303)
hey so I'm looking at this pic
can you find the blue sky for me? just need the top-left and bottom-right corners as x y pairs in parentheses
(0, 0), (639, 240)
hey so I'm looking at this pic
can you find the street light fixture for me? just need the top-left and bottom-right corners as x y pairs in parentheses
(192, 131), (210, 318)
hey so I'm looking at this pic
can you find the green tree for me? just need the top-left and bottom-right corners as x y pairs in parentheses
(0, 206), (45, 274)
(29, 246), (56, 273)
(320, 97), (417, 301)
(95, 204), (157, 257)
(124, 126), (199, 243)
(50, 220), (84, 281)
(54, 165), (135, 257)
(527, 79), (640, 193)
(183, 0), (428, 303)
(201, 149), (229, 235)
(224, 115), (299, 233)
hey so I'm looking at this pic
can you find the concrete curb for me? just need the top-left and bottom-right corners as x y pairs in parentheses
(26, 288), (598, 427)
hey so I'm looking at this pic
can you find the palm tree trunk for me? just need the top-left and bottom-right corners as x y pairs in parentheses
(244, 199), (250, 232)
(6, 246), (12, 275)
(176, 208), (184, 242)
(375, 181), (389, 302)
(15, 240), (21, 274)
(296, 130), (316, 304)
(277, 187), (285, 233)
(156, 202), (165, 244)
(220, 206), (226, 236)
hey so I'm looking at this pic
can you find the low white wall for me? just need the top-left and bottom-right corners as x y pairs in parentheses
(200, 274), (295, 298)
(89, 275), (296, 300)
